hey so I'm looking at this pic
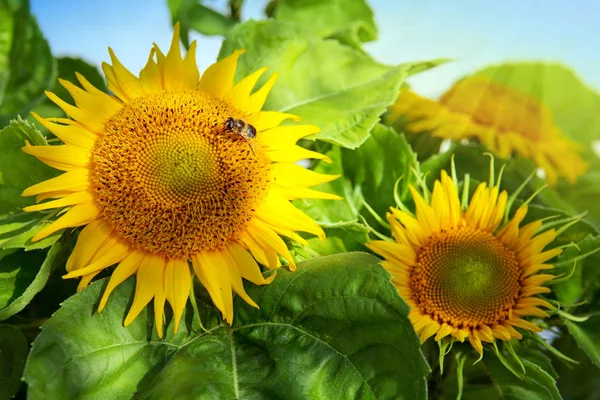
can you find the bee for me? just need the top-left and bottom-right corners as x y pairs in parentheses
(223, 117), (257, 154)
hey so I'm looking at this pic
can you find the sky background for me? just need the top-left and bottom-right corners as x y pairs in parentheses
(30, 0), (600, 98)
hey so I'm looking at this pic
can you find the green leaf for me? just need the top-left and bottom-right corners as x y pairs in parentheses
(219, 20), (409, 149)
(302, 220), (370, 258)
(342, 124), (419, 222)
(565, 316), (600, 369)
(554, 333), (600, 400)
(0, 236), (70, 320)
(0, 324), (28, 399)
(553, 235), (600, 305)
(168, 0), (235, 47)
(271, 0), (377, 46)
(0, 119), (61, 250)
(484, 350), (561, 400)
(0, 1), (55, 126)
(25, 252), (429, 399)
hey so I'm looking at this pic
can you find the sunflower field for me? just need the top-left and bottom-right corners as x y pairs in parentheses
(1, 1), (600, 399)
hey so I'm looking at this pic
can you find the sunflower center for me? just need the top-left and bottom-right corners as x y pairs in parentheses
(90, 91), (270, 258)
(440, 78), (556, 142)
(411, 226), (521, 328)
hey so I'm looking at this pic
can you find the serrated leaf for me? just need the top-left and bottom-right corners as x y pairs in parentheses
(25, 252), (429, 399)
(0, 236), (70, 320)
(0, 1), (55, 126)
(0, 324), (28, 399)
(271, 0), (377, 46)
(484, 350), (561, 400)
(565, 316), (600, 369)
(0, 119), (60, 250)
(342, 124), (419, 224)
(219, 20), (409, 149)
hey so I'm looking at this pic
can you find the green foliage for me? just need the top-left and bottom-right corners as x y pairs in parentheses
(0, 236), (71, 320)
(565, 317), (600, 370)
(269, 0), (377, 48)
(220, 20), (410, 149)
(168, 0), (237, 48)
(0, 324), (28, 399)
(0, 0), (55, 126)
(25, 253), (429, 399)
(0, 119), (61, 250)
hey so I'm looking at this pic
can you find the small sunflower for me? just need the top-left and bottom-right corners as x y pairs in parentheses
(388, 77), (588, 185)
(21, 24), (339, 336)
(367, 170), (562, 355)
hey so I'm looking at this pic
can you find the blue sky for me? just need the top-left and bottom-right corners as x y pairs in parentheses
(31, 0), (600, 98)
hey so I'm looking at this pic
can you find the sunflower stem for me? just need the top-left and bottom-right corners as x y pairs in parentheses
(359, 215), (393, 242)
(189, 280), (210, 334)
(496, 163), (506, 189)
(393, 176), (412, 214)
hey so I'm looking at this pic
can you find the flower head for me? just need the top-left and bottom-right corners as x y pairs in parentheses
(388, 77), (588, 185)
(367, 169), (561, 355)
(22, 24), (339, 336)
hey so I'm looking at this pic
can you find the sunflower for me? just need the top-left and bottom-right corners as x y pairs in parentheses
(367, 170), (561, 355)
(388, 77), (588, 185)
(21, 24), (339, 337)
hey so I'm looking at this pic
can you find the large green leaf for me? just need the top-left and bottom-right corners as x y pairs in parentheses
(0, 119), (61, 250)
(219, 20), (409, 149)
(565, 316), (600, 370)
(168, 0), (236, 48)
(554, 333), (600, 400)
(342, 124), (419, 224)
(0, 236), (71, 320)
(0, 324), (28, 399)
(270, 0), (377, 47)
(484, 350), (561, 400)
(0, 0), (55, 126)
(25, 252), (429, 399)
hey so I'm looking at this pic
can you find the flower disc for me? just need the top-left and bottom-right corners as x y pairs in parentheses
(92, 91), (270, 258)
(413, 226), (520, 328)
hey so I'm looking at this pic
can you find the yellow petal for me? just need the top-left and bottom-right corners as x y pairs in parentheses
(227, 242), (275, 285)
(198, 49), (245, 98)
(163, 23), (199, 91)
(32, 202), (99, 242)
(239, 234), (281, 270)
(247, 72), (278, 114)
(66, 220), (113, 272)
(22, 169), (89, 198)
(227, 67), (268, 111)
(22, 143), (89, 171)
(32, 113), (96, 150)
(246, 219), (295, 269)
(98, 251), (144, 311)
(124, 254), (166, 326)
(252, 111), (300, 131)
(105, 47), (144, 101)
(270, 162), (339, 188)
(154, 279), (167, 338)
(23, 190), (92, 212)
(62, 236), (129, 279)
(164, 258), (192, 334)
(192, 252), (234, 324)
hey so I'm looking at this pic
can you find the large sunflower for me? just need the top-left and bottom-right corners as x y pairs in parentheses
(367, 170), (561, 355)
(21, 24), (339, 336)
(388, 77), (588, 185)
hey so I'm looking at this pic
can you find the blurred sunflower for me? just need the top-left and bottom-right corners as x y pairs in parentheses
(367, 170), (561, 355)
(388, 77), (588, 185)
(21, 23), (339, 336)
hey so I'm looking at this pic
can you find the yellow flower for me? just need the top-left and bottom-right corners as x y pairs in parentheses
(21, 24), (339, 336)
(367, 170), (561, 355)
(388, 77), (588, 185)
